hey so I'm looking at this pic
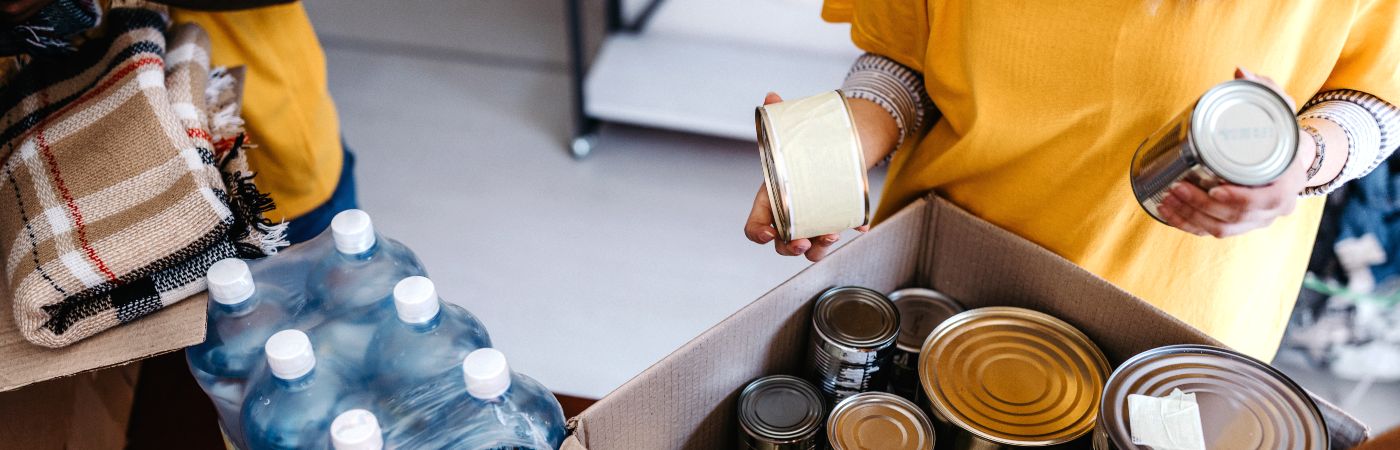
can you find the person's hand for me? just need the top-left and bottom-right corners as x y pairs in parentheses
(1157, 67), (1311, 238)
(1, 0), (54, 25)
(744, 92), (871, 261)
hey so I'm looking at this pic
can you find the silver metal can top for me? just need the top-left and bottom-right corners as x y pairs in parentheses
(813, 286), (900, 350)
(920, 307), (1110, 446)
(1191, 79), (1298, 186)
(888, 288), (965, 353)
(1099, 345), (1328, 450)
(739, 375), (826, 443)
(827, 392), (935, 450)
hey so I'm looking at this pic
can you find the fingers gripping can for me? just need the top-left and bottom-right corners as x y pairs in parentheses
(886, 288), (964, 407)
(1096, 345), (1328, 450)
(807, 286), (900, 406)
(828, 392), (937, 450)
(738, 375), (827, 450)
(756, 90), (871, 242)
(1130, 79), (1298, 223)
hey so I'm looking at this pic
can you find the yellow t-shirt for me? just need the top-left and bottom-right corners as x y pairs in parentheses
(172, 2), (342, 220)
(824, 0), (1400, 360)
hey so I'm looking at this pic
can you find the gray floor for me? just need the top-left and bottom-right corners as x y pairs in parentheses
(304, 0), (1399, 433)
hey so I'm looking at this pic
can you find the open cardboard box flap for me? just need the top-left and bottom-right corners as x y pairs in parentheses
(0, 292), (205, 392)
(563, 194), (1369, 450)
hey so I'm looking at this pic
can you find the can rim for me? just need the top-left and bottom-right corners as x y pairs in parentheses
(888, 288), (965, 353)
(755, 105), (796, 242)
(813, 286), (900, 350)
(827, 392), (936, 450)
(1190, 79), (1298, 186)
(1097, 344), (1329, 450)
(834, 89), (873, 230)
(920, 306), (1110, 446)
(738, 375), (827, 443)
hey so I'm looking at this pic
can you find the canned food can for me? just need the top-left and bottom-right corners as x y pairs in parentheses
(827, 392), (936, 450)
(807, 286), (900, 406)
(756, 90), (871, 242)
(1130, 79), (1298, 223)
(1096, 345), (1328, 450)
(738, 375), (827, 450)
(885, 288), (964, 407)
(920, 307), (1110, 449)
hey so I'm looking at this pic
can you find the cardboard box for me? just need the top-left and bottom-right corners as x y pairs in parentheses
(0, 293), (205, 392)
(0, 363), (141, 449)
(561, 194), (1370, 450)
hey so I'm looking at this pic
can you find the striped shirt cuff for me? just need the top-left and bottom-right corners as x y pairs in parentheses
(1299, 89), (1400, 196)
(840, 53), (933, 148)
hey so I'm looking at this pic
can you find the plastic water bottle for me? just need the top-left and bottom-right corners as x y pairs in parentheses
(243, 330), (351, 450)
(306, 210), (427, 376)
(187, 259), (309, 448)
(331, 409), (386, 450)
(368, 276), (492, 394)
(455, 349), (567, 449)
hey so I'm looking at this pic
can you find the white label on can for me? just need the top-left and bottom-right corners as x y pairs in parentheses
(1128, 389), (1206, 450)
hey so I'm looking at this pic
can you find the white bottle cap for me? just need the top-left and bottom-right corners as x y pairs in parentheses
(331, 209), (377, 255)
(265, 329), (316, 380)
(463, 348), (512, 400)
(331, 409), (384, 450)
(206, 258), (255, 305)
(393, 276), (441, 324)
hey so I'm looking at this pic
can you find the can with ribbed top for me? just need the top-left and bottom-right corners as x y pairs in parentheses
(920, 307), (1111, 449)
(827, 392), (936, 450)
(885, 288), (964, 408)
(738, 375), (827, 450)
(1095, 345), (1328, 450)
(1131, 79), (1298, 223)
(806, 286), (900, 406)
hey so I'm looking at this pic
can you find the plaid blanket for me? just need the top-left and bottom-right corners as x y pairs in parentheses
(0, 7), (283, 348)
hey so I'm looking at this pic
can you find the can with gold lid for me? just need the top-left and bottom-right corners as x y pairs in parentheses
(738, 375), (827, 450)
(827, 392), (936, 450)
(920, 307), (1111, 449)
(1095, 344), (1328, 450)
(807, 286), (900, 406)
(1130, 79), (1299, 223)
(885, 288), (964, 407)
(756, 90), (871, 242)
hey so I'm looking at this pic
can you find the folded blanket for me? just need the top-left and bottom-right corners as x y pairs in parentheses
(0, 7), (282, 348)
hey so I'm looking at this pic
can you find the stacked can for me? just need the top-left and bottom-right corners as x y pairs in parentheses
(885, 288), (964, 408)
(920, 307), (1110, 449)
(1131, 79), (1298, 223)
(737, 375), (827, 450)
(1096, 345), (1328, 450)
(827, 392), (936, 450)
(806, 286), (900, 406)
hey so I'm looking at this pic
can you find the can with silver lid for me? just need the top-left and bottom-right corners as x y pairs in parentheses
(807, 286), (900, 406)
(828, 392), (937, 450)
(885, 288), (964, 407)
(1130, 79), (1298, 223)
(756, 90), (871, 242)
(920, 307), (1111, 450)
(1095, 344), (1328, 450)
(738, 375), (827, 450)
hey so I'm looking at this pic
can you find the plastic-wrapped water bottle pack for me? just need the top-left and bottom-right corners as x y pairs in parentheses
(186, 210), (567, 450)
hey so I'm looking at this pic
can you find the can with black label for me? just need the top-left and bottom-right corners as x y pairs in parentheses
(1130, 79), (1298, 223)
(885, 288), (963, 408)
(807, 286), (900, 406)
(738, 375), (827, 450)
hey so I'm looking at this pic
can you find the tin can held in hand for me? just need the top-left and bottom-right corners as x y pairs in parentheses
(756, 90), (871, 242)
(827, 392), (936, 450)
(1130, 79), (1298, 223)
(737, 375), (827, 450)
(806, 286), (899, 407)
(1095, 345), (1328, 450)
(885, 288), (964, 408)
(921, 307), (1111, 450)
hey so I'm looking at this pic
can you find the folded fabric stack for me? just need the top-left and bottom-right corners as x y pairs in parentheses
(0, 7), (282, 348)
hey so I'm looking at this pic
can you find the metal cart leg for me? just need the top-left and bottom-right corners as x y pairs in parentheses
(566, 0), (601, 159)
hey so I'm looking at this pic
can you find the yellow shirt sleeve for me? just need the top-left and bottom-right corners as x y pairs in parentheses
(822, 0), (930, 73)
(1320, 0), (1400, 104)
